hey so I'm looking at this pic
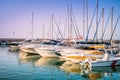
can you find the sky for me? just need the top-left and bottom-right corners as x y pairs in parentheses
(0, 0), (120, 40)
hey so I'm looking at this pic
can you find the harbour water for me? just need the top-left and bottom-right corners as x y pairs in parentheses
(0, 45), (120, 80)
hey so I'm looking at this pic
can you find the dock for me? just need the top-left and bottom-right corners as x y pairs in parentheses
(0, 38), (25, 45)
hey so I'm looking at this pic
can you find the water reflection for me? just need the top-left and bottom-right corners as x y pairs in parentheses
(60, 60), (120, 80)
(1, 46), (120, 80)
(91, 66), (120, 73)
(60, 61), (82, 74)
(90, 66), (120, 80)
(60, 61), (91, 79)
(19, 51), (40, 63)
(35, 57), (65, 67)
(18, 51), (120, 80)
(18, 51), (65, 69)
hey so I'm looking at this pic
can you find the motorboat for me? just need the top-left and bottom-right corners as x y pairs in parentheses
(35, 45), (61, 58)
(60, 48), (104, 63)
(83, 49), (120, 68)
(20, 43), (40, 54)
(9, 45), (20, 51)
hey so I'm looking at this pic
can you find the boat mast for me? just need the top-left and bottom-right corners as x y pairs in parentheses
(63, 18), (67, 39)
(85, 6), (96, 41)
(71, 5), (81, 40)
(49, 14), (54, 40)
(83, 0), (85, 39)
(70, 3), (73, 40)
(102, 8), (104, 40)
(32, 12), (34, 39)
(53, 15), (63, 40)
(51, 14), (54, 39)
(110, 15), (120, 42)
(42, 23), (45, 39)
(86, 0), (88, 38)
(101, 9), (111, 40)
(96, 0), (98, 41)
(111, 7), (113, 44)
(67, 5), (70, 40)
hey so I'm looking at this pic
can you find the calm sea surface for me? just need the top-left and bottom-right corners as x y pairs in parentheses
(0, 45), (120, 80)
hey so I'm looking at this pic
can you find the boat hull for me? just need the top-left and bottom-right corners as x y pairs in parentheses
(60, 48), (103, 63)
(35, 48), (60, 57)
(91, 59), (120, 67)
(9, 45), (20, 51)
(20, 47), (38, 54)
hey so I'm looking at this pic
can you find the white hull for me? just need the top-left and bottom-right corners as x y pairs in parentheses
(60, 48), (103, 63)
(19, 51), (40, 62)
(63, 54), (103, 63)
(91, 58), (120, 67)
(20, 43), (39, 54)
(84, 53), (120, 67)
(60, 48), (103, 55)
(35, 47), (60, 57)
(9, 45), (20, 51)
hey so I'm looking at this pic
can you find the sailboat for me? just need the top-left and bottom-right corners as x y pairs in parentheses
(19, 12), (40, 55)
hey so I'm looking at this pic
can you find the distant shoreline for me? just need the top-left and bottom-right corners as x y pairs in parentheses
(0, 38), (25, 42)
(0, 38), (120, 44)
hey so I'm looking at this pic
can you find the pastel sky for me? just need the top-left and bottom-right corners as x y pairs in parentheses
(0, 0), (120, 40)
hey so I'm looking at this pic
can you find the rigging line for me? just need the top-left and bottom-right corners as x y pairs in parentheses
(53, 28), (59, 39)
(63, 17), (67, 39)
(71, 17), (79, 39)
(110, 15), (120, 42)
(71, 6), (80, 39)
(67, 5), (70, 40)
(101, 9), (112, 40)
(83, 0), (85, 39)
(53, 15), (64, 40)
(69, 4), (78, 39)
(93, 9), (103, 41)
(70, 3), (73, 39)
(85, 6), (97, 41)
